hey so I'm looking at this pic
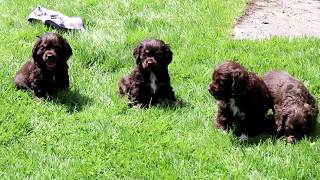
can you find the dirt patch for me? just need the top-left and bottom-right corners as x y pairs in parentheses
(234, 0), (320, 39)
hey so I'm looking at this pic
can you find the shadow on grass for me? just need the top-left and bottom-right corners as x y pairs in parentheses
(231, 134), (278, 147)
(236, 133), (319, 147)
(309, 125), (320, 142)
(126, 96), (189, 110)
(230, 124), (320, 146)
(51, 90), (92, 113)
(156, 97), (189, 110)
(226, 114), (279, 146)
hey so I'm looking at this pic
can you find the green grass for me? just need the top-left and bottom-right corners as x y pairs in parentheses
(0, 0), (320, 178)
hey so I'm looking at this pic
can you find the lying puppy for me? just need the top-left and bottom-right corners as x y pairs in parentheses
(263, 71), (318, 143)
(208, 61), (274, 137)
(119, 39), (176, 107)
(15, 32), (72, 99)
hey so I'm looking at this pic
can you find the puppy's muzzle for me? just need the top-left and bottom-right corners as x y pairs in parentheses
(208, 83), (216, 95)
(44, 51), (57, 69)
(142, 58), (157, 69)
(208, 84), (223, 100)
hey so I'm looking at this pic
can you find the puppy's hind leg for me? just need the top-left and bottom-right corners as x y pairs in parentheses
(15, 73), (29, 90)
(119, 76), (130, 97)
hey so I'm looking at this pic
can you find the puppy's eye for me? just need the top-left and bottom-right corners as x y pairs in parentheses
(156, 53), (164, 58)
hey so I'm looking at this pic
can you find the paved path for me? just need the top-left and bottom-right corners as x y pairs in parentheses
(234, 0), (320, 39)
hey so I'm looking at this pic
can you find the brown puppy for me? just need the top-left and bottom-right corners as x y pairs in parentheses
(15, 32), (72, 98)
(208, 61), (274, 137)
(119, 39), (175, 107)
(263, 71), (318, 143)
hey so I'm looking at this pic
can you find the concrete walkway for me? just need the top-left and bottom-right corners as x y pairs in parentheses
(234, 0), (320, 39)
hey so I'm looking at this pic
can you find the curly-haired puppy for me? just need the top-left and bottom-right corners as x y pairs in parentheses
(208, 61), (274, 137)
(15, 32), (72, 99)
(263, 71), (318, 143)
(119, 39), (175, 107)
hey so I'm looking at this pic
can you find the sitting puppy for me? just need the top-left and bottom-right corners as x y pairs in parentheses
(208, 61), (274, 137)
(263, 71), (318, 143)
(15, 32), (72, 99)
(119, 39), (175, 107)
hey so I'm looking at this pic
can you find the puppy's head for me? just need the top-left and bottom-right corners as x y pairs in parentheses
(284, 104), (314, 143)
(32, 32), (72, 70)
(208, 61), (249, 100)
(133, 39), (172, 70)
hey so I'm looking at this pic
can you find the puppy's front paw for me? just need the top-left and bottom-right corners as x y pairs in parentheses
(128, 101), (141, 108)
(239, 133), (249, 141)
(287, 135), (297, 144)
(35, 96), (45, 101)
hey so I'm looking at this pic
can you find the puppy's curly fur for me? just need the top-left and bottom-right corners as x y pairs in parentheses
(15, 32), (72, 98)
(208, 61), (274, 137)
(263, 71), (318, 143)
(119, 39), (175, 107)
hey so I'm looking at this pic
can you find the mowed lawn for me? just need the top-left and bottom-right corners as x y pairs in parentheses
(0, 0), (320, 178)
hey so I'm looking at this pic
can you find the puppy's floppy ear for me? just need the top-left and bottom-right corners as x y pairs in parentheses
(303, 103), (311, 113)
(62, 38), (73, 62)
(32, 36), (42, 62)
(282, 109), (289, 124)
(231, 69), (248, 95)
(163, 44), (173, 65)
(303, 103), (316, 126)
(133, 43), (142, 65)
